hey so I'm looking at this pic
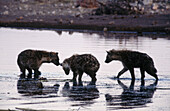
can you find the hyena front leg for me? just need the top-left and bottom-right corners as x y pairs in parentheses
(78, 71), (83, 86)
(117, 67), (128, 78)
(27, 68), (32, 78)
(73, 72), (78, 81)
(73, 71), (78, 86)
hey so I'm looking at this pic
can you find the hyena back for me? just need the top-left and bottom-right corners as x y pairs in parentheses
(62, 54), (100, 85)
(105, 49), (158, 80)
(17, 49), (60, 79)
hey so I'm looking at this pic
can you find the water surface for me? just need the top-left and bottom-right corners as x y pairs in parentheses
(0, 28), (170, 111)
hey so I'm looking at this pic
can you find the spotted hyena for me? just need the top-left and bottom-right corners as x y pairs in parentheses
(105, 49), (158, 80)
(62, 54), (100, 85)
(17, 49), (60, 79)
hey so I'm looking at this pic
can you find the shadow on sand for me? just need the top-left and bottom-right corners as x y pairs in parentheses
(105, 79), (158, 110)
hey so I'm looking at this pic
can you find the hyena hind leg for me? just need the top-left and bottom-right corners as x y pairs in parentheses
(27, 68), (33, 78)
(34, 69), (41, 79)
(20, 67), (26, 79)
(88, 73), (97, 85)
(129, 68), (135, 80)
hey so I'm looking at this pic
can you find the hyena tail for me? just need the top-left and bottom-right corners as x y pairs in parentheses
(149, 65), (157, 74)
(153, 67), (157, 73)
(17, 56), (21, 67)
(146, 65), (158, 80)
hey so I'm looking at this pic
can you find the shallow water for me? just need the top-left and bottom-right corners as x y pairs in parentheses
(0, 28), (170, 111)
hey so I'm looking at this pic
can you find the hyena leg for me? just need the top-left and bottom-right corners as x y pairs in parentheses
(34, 69), (41, 79)
(146, 68), (158, 80)
(89, 73), (97, 84)
(129, 68), (135, 80)
(88, 73), (97, 85)
(78, 71), (83, 86)
(73, 72), (78, 81)
(18, 60), (26, 78)
(117, 67), (128, 78)
(20, 67), (26, 79)
(27, 68), (32, 78)
(140, 67), (145, 80)
(73, 72), (78, 86)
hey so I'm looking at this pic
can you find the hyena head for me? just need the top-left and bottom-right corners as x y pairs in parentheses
(105, 49), (121, 63)
(50, 52), (60, 66)
(62, 59), (70, 75)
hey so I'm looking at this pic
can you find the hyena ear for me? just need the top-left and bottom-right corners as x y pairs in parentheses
(106, 51), (110, 54)
(56, 52), (58, 55)
(111, 49), (116, 52)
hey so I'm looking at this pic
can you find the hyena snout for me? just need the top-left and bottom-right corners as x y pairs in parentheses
(52, 59), (60, 66)
(51, 56), (60, 66)
(105, 59), (110, 63)
(63, 68), (70, 75)
(50, 52), (60, 66)
(105, 57), (112, 63)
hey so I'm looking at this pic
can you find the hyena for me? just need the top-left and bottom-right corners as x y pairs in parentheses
(17, 49), (60, 79)
(105, 49), (158, 80)
(62, 54), (100, 85)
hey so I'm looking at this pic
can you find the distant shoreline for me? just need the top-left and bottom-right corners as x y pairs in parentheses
(0, 14), (169, 33)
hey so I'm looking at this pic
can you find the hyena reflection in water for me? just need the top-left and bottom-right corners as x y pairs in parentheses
(105, 49), (158, 80)
(17, 49), (60, 79)
(62, 54), (100, 85)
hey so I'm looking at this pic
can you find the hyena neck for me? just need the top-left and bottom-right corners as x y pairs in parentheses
(37, 51), (52, 63)
(114, 51), (124, 61)
(116, 57), (122, 61)
(41, 57), (51, 63)
(63, 59), (71, 68)
(112, 56), (122, 61)
(63, 62), (70, 69)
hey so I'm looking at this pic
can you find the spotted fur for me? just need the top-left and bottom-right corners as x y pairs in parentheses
(62, 54), (100, 84)
(17, 49), (60, 79)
